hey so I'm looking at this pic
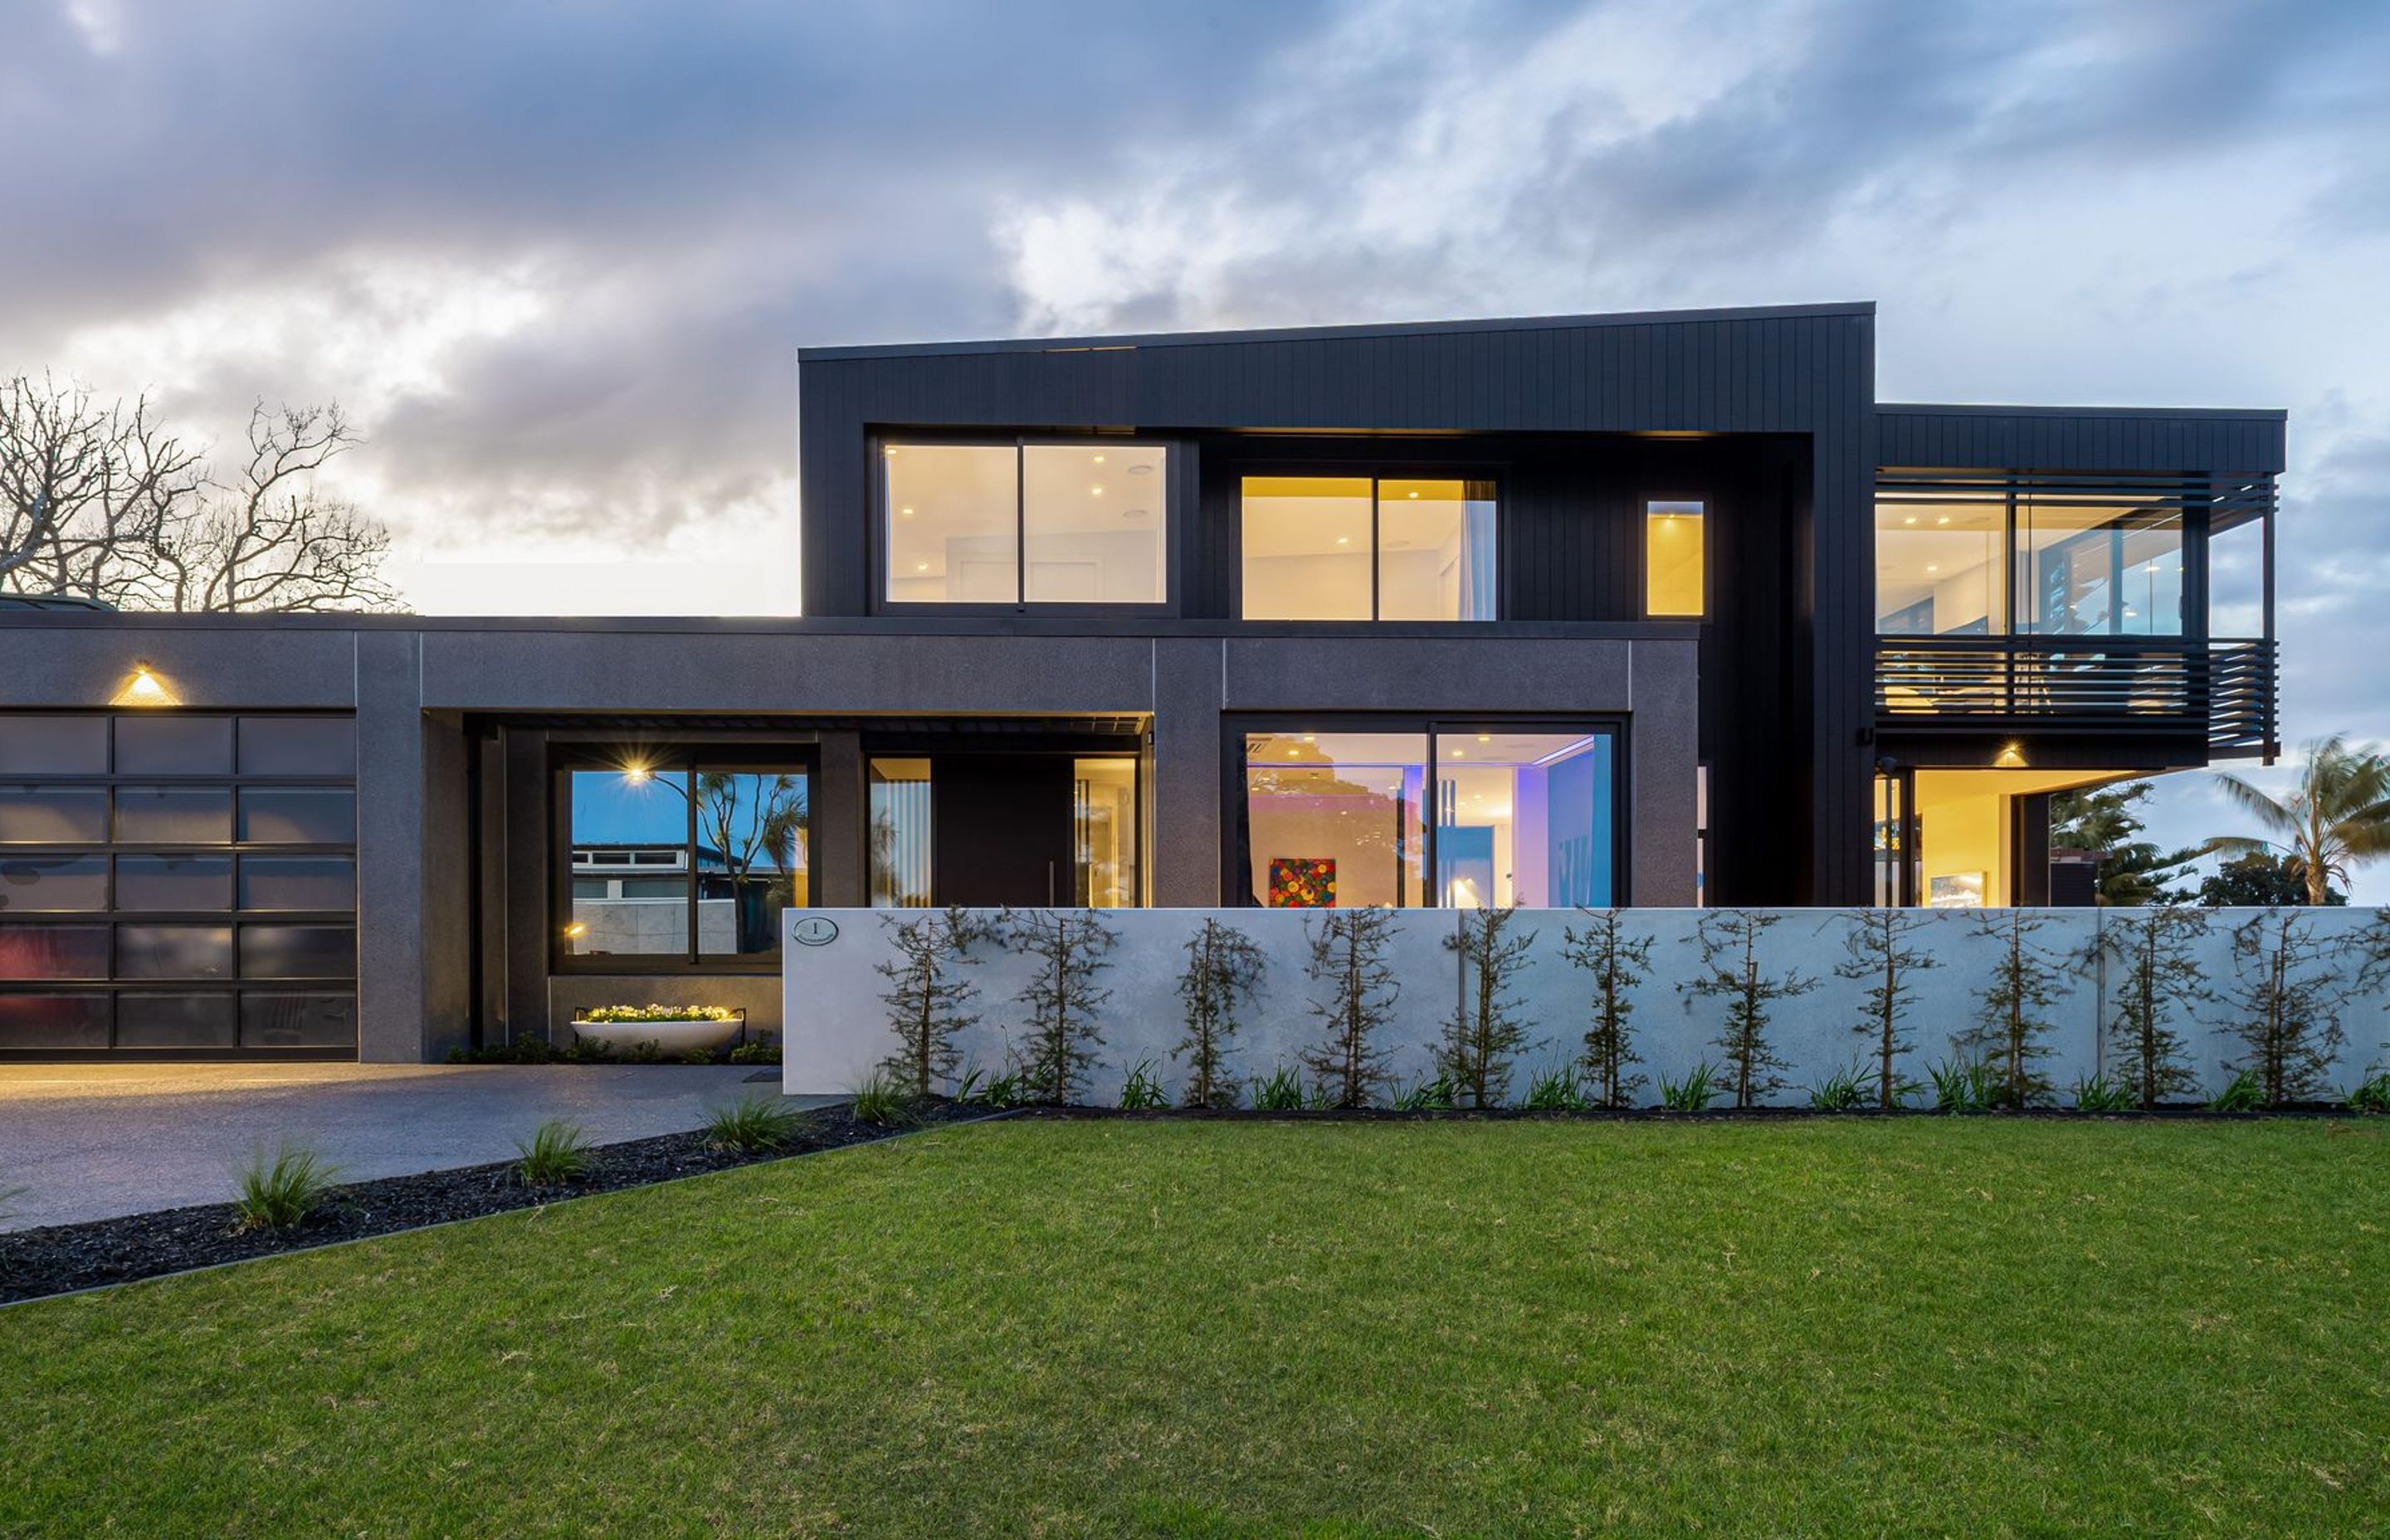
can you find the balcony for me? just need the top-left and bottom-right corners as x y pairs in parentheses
(1874, 636), (2275, 756)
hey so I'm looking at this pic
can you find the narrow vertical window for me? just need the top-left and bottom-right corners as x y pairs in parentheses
(867, 758), (934, 908)
(1646, 500), (1706, 617)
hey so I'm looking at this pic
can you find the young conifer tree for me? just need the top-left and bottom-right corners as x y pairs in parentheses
(1004, 908), (1118, 1105)
(1563, 908), (1654, 1108)
(1682, 909), (1818, 1109)
(1963, 909), (2071, 1108)
(2220, 908), (2347, 1104)
(1301, 907), (1402, 1109)
(1434, 907), (1539, 1108)
(1175, 917), (1266, 1109)
(2090, 905), (2210, 1109)
(875, 905), (992, 1097)
(1836, 908), (1939, 1109)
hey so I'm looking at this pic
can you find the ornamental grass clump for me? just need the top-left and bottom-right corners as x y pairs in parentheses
(1929, 1055), (1999, 1114)
(1805, 1061), (1870, 1113)
(2209, 1069), (2266, 1114)
(1659, 1060), (1723, 1112)
(705, 1095), (809, 1152)
(1392, 1076), (1456, 1113)
(2072, 1074), (2136, 1114)
(231, 1142), (340, 1232)
(1250, 1064), (1307, 1112)
(1520, 1065), (1591, 1112)
(2344, 1070), (2390, 1114)
(1117, 1060), (1170, 1110)
(514, 1118), (593, 1186)
(846, 1069), (919, 1128)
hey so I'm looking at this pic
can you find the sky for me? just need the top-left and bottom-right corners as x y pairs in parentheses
(3, 0), (2387, 889)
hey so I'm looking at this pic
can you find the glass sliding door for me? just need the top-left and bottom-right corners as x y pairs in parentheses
(1433, 730), (1614, 908)
(1242, 733), (1428, 906)
(1071, 757), (1139, 908)
(1239, 724), (1617, 907)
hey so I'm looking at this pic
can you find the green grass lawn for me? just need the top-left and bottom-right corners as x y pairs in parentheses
(4, 1119), (2387, 1538)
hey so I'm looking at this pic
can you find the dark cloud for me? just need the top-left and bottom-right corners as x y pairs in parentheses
(0, 0), (2383, 651)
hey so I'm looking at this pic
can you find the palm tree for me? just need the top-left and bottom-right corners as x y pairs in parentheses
(2209, 736), (2390, 906)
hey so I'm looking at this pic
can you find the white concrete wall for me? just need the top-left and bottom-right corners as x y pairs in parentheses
(784, 907), (2390, 1107)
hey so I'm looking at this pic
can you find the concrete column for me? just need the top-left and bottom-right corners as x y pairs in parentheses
(1150, 638), (1226, 905)
(816, 729), (867, 907)
(501, 726), (550, 1045)
(417, 709), (474, 1059)
(1628, 637), (1701, 907)
(354, 631), (427, 1061)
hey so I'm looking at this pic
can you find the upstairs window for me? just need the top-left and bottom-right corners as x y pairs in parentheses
(881, 441), (1167, 607)
(1644, 500), (1707, 617)
(1241, 476), (1495, 621)
(1875, 480), (2188, 637)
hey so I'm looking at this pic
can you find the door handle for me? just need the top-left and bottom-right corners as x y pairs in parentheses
(1047, 860), (1056, 906)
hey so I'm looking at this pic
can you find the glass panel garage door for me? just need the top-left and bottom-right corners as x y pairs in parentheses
(0, 712), (357, 1056)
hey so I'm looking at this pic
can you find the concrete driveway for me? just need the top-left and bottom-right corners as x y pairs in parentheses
(0, 1064), (832, 1232)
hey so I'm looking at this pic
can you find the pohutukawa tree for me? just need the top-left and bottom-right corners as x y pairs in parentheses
(0, 378), (401, 612)
(1682, 909), (1817, 1109)
(1435, 907), (1539, 1109)
(1562, 908), (1654, 1109)
(1175, 917), (1266, 1109)
(875, 906), (993, 1097)
(1301, 907), (1402, 1109)
(2220, 909), (2348, 1105)
(1005, 908), (1118, 1105)
(1963, 909), (2071, 1109)
(2088, 906), (2211, 1109)
(1836, 908), (1939, 1109)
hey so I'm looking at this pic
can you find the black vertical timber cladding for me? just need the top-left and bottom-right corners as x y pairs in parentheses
(799, 305), (1883, 902)
(1875, 406), (2285, 475)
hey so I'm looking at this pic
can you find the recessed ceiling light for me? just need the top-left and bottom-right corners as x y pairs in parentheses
(1090, 485), (1104, 496)
(900, 506), (915, 517)
(1903, 516), (1917, 525)
(1407, 490), (1419, 499)
(1451, 748), (1465, 758)
(915, 563), (929, 572)
(1937, 516), (1950, 525)
(1335, 535), (1349, 545)
(1924, 564), (1939, 573)
(1477, 734), (1490, 743)
(1092, 454), (1106, 464)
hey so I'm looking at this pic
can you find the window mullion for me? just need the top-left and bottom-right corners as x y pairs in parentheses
(685, 760), (700, 967)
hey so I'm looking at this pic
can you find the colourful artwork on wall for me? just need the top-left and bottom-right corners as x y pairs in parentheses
(1269, 857), (1336, 908)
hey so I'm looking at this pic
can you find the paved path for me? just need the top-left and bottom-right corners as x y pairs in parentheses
(0, 1064), (832, 1232)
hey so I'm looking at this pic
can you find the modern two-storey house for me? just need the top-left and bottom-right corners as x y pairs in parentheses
(0, 302), (2282, 1060)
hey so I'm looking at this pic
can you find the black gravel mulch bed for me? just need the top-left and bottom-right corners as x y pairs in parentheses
(1, 1100), (989, 1307)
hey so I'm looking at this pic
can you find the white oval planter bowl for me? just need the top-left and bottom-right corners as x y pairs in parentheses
(571, 1016), (744, 1056)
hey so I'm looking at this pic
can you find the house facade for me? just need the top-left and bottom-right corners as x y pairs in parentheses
(0, 303), (2282, 1060)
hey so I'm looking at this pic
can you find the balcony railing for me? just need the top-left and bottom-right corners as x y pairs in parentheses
(1874, 636), (2275, 755)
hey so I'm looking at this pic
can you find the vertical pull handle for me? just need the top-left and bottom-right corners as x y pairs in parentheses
(1047, 860), (1057, 906)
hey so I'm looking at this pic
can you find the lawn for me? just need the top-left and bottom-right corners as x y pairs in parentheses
(3, 1118), (2386, 1538)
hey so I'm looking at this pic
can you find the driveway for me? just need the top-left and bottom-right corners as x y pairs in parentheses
(0, 1064), (834, 1232)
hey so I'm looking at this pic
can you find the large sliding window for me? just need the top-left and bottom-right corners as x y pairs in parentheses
(1239, 724), (1617, 908)
(1241, 476), (1495, 621)
(562, 755), (809, 967)
(0, 712), (357, 1055)
(882, 440), (1168, 607)
(1875, 480), (2189, 636)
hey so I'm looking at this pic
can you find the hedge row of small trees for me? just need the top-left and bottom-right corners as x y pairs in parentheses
(871, 904), (2390, 1109)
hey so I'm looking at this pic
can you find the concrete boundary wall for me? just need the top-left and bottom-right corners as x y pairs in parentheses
(783, 908), (2390, 1107)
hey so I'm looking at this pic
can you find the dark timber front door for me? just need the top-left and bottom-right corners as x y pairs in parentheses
(933, 753), (1076, 905)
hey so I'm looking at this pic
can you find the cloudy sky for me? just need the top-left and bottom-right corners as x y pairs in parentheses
(5, 0), (2387, 882)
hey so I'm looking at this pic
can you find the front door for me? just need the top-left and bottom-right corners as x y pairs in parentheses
(933, 753), (1076, 906)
